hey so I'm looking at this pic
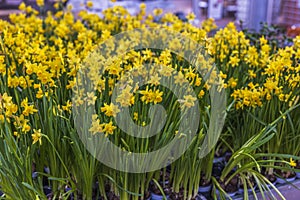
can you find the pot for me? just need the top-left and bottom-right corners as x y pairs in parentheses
(266, 179), (277, 188)
(198, 184), (212, 193)
(216, 175), (238, 199)
(65, 187), (74, 200)
(194, 194), (207, 200)
(277, 175), (296, 184)
(32, 171), (38, 179)
(213, 156), (225, 164)
(264, 173), (277, 188)
(43, 186), (52, 198)
(238, 185), (257, 194)
(227, 191), (238, 197)
(216, 189), (238, 198)
(296, 172), (300, 179)
(150, 192), (169, 200)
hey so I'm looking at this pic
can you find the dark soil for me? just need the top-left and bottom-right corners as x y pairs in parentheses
(275, 169), (296, 179)
(150, 181), (171, 196)
(144, 191), (151, 200)
(106, 191), (119, 200)
(212, 162), (225, 178)
(219, 174), (238, 194)
(225, 152), (232, 162)
(215, 147), (225, 158)
(265, 174), (277, 183)
(239, 176), (256, 189)
(199, 178), (211, 187)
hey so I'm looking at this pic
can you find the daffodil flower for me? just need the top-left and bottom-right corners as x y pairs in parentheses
(290, 158), (297, 167)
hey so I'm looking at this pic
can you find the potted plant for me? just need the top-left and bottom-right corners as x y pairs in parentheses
(213, 142), (228, 164)
(215, 175), (239, 198)
(275, 160), (297, 184)
(150, 180), (170, 200)
(238, 175), (257, 195)
(198, 174), (212, 194)
(276, 169), (296, 184)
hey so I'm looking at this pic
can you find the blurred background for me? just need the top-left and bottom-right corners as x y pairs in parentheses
(1, 0), (300, 34)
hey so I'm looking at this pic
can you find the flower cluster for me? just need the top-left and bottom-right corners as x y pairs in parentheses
(0, 1), (299, 199)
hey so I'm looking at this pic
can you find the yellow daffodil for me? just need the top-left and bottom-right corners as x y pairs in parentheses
(89, 116), (103, 135)
(62, 100), (72, 112)
(32, 129), (42, 145)
(101, 103), (120, 117)
(182, 95), (197, 108)
(133, 112), (138, 121)
(174, 71), (187, 86)
(36, 0), (44, 7)
(290, 158), (297, 167)
(86, 1), (93, 8)
(102, 121), (116, 136)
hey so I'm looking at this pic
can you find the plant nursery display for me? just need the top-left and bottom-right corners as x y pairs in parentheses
(0, 1), (300, 200)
